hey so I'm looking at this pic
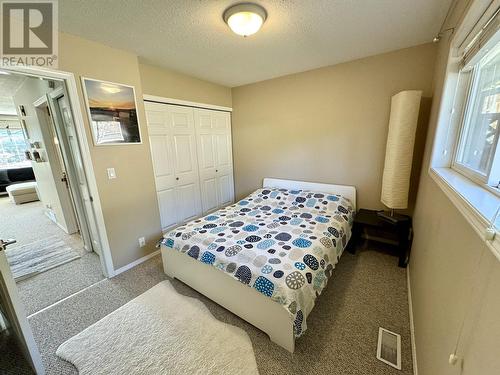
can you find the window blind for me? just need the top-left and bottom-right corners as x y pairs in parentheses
(460, 6), (500, 69)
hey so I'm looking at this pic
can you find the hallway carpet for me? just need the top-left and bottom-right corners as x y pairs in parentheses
(0, 196), (104, 315)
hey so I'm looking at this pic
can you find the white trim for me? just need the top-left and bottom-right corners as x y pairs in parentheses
(49, 86), (64, 99)
(113, 249), (160, 276)
(81, 77), (143, 146)
(143, 94), (233, 112)
(262, 177), (357, 211)
(452, 162), (500, 198)
(429, 167), (500, 261)
(27, 279), (107, 320)
(0, 114), (19, 121)
(33, 95), (48, 108)
(1, 65), (115, 278)
(407, 266), (418, 375)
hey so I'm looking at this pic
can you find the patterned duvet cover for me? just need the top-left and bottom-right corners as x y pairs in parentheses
(162, 187), (354, 336)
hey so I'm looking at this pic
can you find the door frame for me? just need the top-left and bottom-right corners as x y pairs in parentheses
(33, 90), (95, 254)
(143, 94), (233, 112)
(4, 66), (114, 277)
(32, 93), (80, 236)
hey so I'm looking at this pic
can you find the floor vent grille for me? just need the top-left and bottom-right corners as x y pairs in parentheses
(376, 327), (401, 370)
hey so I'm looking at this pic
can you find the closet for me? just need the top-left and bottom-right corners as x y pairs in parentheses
(144, 100), (234, 231)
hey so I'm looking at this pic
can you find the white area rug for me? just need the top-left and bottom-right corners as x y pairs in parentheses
(6, 235), (81, 280)
(56, 281), (259, 375)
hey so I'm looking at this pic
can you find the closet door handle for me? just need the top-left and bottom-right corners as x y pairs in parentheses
(215, 169), (218, 173)
(176, 177), (179, 181)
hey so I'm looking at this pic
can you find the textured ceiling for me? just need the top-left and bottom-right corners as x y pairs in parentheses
(59, 0), (452, 87)
(0, 74), (25, 115)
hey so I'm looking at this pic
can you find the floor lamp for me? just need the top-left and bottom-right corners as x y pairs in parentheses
(378, 90), (422, 223)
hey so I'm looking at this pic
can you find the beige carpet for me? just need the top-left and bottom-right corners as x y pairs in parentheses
(30, 246), (412, 375)
(0, 196), (105, 315)
(56, 281), (259, 375)
(0, 197), (82, 249)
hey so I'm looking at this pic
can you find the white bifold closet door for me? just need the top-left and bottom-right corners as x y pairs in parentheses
(145, 102), (202, 231)
(194, 108), (234, 214)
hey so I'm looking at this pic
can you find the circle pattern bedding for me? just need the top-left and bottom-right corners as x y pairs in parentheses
(162, 187), (354, 336)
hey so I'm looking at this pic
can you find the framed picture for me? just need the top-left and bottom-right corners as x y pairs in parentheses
(81, 77), (142, 145)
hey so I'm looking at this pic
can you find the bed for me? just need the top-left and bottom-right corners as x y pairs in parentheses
(160, 178), (356, 352)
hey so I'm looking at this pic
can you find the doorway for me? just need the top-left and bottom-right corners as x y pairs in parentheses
(0, 72), (105, 309)
(0, 67), (112, 374)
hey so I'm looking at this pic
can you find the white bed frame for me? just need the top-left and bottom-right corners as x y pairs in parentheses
(162, 178), (356, 352)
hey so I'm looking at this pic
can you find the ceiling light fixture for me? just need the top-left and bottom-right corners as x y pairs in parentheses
(223, 3), (267, 37)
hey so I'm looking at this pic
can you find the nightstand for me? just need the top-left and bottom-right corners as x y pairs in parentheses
(348, 209), (412, 267)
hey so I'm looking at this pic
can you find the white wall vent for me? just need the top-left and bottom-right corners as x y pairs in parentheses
(376, 327), (402, 370)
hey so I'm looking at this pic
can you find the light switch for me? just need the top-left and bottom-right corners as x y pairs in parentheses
(107, 168), (116, 179)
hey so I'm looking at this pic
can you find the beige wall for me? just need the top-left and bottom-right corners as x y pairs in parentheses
(57, 33), (232, 270)
(59, 32), (161, 269)
(138, 63), (232, 107)
(231, 43), (437, 211)
(410, 0), (500, 374)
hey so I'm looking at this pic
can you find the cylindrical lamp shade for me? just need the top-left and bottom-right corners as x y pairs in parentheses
(381, 90), (422, 210)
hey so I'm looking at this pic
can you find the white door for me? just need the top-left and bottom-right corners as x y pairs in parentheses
(35, 101), (79, 235)
(167, 105), (201, 222)
(199, 175), (218, 213)
(194, 110), (216, 213)
(157, 188), (177, 229)
(217, 173), (234, 207)
(195, 109), (218, 213)
(149, 134), (177, 229)
(48, 92), (102, 256)
(146, 103), (202, 230)
(146, 103), (179, 230)
(194, 109), (234, 210)
(0, 239), (44, 374)
(215, 133), (233, 171)
(213, 112), (234, 206)
(212, 111), (231, 131)
(172, 133), (201, 222)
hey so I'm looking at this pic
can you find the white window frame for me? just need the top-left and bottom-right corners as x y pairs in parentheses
(450, 55), (500, 195)
(428, 1), (500, 262)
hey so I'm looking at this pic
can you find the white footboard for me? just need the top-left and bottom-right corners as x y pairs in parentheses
(162, 247), (295, 352)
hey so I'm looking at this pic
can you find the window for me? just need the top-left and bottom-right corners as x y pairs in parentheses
(0, 125), (30, 169)
(453, 32), (500, 192)
(429, 3), (500, 255)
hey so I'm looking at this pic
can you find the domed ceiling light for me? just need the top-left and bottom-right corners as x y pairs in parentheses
(223, 3), (267, 37)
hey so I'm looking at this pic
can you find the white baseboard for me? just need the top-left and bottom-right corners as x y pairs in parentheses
(112, 249), (160, 277)
(407, 266), (418, 375)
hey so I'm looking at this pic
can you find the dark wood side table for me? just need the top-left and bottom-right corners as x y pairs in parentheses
(347, 209), (413, 267)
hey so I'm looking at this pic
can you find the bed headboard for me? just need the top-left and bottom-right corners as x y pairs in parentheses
(262, 177), (357, 211)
